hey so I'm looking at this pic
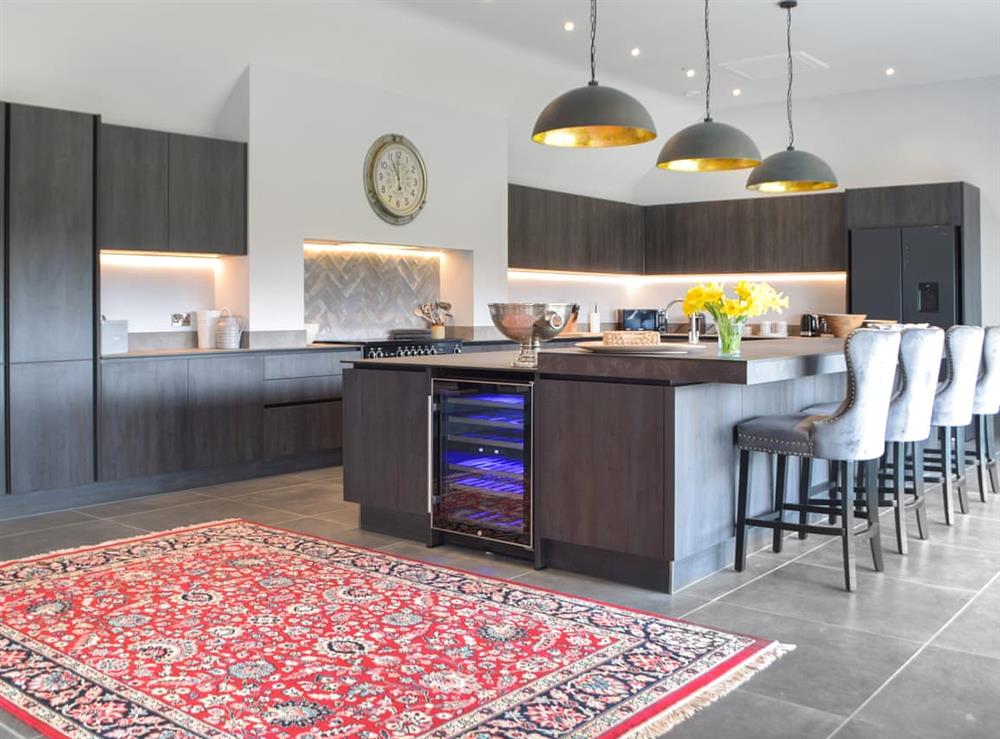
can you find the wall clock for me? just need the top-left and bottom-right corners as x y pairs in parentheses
(363, 134), (428, 225)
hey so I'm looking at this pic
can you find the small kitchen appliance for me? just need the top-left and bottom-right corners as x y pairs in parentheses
(620, 308), (668, 332)
(800, 313), (826, 337)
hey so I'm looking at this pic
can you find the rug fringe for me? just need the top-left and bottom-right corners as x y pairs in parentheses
(622, 641), (796, 738)
(2, 518), (246, 565)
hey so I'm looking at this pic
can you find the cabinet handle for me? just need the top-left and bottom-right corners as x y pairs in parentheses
(427, 395), (434, 514)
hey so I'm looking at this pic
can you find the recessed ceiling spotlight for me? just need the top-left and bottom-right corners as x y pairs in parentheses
(631, 47), (641, 57)
(732, 88), (742, 96)
(685, 68), (696, 78)
(885, 67), (895, 76)
(563, 20), (575, 32)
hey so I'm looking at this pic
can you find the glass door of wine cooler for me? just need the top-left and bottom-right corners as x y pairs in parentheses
(431, 379), (533, 549)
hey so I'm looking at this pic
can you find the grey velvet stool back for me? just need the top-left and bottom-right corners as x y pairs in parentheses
(886, 327), (945, 442)
(973, 326), (1000, 415)
(812, 328), (901, 462)
(932, 325), (985, 428)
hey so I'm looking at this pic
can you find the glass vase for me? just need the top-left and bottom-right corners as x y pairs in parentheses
(716, 317), (746, 357)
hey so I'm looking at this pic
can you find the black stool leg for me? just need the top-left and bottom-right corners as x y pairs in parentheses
(955, 427), (969, 514)
(975, 415), (988, 502)
(828, 460), (840, 523)
(866, 459), (885, 571)
(892, 441), (908, 554)
(941, 426), (955, 525)
(841, 460), (857, 592)
(773, 454), (788, 553)
(798, 457), (811, 539)
(986, 414), (999, 494)
(735, 450), (751, 572)
(913, 440), (929, 540)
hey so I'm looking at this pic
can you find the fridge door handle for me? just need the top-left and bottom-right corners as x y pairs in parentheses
(427, 395), (434, 514)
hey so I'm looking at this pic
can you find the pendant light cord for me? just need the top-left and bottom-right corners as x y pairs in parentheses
(785, 3), (795, 149)
(589, 0), (598, 84)
(704, 0), (712, 121)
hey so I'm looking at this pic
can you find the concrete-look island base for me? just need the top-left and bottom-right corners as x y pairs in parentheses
(343, 338), (847, 592)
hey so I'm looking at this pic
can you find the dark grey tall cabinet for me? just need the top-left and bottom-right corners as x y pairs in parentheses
(5, 104), (97, 495)
(1, 103), (6, 496)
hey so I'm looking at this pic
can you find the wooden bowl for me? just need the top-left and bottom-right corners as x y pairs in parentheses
(821, 313), (867, 338)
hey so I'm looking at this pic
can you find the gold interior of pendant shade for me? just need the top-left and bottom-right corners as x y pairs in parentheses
(532, 125), (657, 148)
(747, 179), (838, 193)
(659, 157), (762, 172)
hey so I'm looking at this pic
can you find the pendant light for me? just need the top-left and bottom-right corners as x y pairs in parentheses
(746, 0), (837, 192)
(532, 0), (656, 147)
(657, 0), (761, 171)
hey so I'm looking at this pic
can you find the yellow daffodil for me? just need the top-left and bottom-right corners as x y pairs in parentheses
(682, 281), (789, 321)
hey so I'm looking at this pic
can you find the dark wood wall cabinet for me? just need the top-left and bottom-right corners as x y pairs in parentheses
(510, 185), (847, 274)
(508, 185), (643, 273)
(99, 124), (247, 255)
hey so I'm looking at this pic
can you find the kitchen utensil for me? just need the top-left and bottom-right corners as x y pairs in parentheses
(195, 309), (221, 349)
(821, 313), (867, 338)
(488, 303), (577, 368)
(574, 341), (696, 354)
(214, 308), (244, 349)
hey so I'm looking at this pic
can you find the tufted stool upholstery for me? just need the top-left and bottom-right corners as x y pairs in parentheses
(928, 325), (984, 524)
(969, 327), (1000, 498)
(803, 327), (944, 553)
(734, 329), (901, 591)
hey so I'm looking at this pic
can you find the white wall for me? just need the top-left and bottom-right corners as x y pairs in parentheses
(100, 258), (217, 333)
(245, 65), (509, 330)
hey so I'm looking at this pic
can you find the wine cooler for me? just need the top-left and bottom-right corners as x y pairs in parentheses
(430, 379), (535, 556)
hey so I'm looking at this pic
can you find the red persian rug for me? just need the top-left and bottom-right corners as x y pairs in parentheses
(0, 520), (790, 738)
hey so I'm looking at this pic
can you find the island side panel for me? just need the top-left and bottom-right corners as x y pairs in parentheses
(343, 367), (430, 539)
(668, 373), (847, 590)
(535, 379), (668, 569)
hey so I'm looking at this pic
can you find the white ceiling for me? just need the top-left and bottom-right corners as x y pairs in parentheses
(399, 0), (1000, 109)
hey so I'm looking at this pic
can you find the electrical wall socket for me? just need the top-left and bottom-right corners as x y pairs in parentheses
(171, 313), (191, 327)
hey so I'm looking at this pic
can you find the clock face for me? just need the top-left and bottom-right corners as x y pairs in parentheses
(364, 135), (428, 224)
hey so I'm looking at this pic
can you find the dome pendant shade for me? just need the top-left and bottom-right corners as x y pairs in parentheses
(532, 83), (657, 148)
(656, 119), (761, 171)
(746, 148), (838, 192)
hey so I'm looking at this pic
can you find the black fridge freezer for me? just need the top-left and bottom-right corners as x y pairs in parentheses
(849, 225), (961, 327)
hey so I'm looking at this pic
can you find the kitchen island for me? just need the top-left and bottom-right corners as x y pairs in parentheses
(342, 338), (847, 592)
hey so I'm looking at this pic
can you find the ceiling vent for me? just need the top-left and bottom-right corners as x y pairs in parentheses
(720, 50), (830, 80)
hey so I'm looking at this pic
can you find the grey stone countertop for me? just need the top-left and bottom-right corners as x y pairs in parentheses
(347, 337), (847, 385)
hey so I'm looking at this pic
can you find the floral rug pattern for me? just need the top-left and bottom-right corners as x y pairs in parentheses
(0, 520), (788, 738)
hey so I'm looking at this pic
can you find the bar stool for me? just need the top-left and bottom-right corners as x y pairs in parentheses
(969, 326), (1000, 499)
(802, 327), (945, 554)
(928, 325), (984, 524)
(734, 329), (901, 591)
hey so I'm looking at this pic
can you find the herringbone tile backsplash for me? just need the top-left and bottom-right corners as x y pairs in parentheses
(305, 250), (440, 340)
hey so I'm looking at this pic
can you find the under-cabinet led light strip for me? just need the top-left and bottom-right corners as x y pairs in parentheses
(100, 251), (220, 269)
(304, 241), (443, 259)
(508, 268), (846, 284)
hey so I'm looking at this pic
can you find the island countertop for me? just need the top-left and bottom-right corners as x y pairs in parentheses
(346, 336), (846, 385)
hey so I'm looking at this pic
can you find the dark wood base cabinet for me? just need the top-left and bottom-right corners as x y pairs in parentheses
(9, 361), (95, 495)
(535, 379), (666, 560)
(343, 367), (429, 516)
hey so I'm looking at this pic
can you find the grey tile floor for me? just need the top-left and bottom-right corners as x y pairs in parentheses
(0, 465), (997, 738)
